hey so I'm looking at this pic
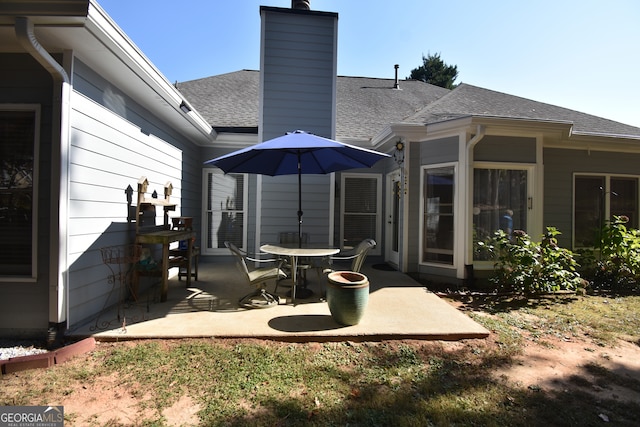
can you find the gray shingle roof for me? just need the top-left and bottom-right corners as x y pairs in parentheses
(178, 70), (450, 139)
(408, 84), (640, 137)
(178, 70), (260, 130)
(178, 71), (640, 139)
(335, 77), (450, 139)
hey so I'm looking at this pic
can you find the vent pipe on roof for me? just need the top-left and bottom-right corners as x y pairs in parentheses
(292, 0), (310, 10)
(394, 64), (400, 89)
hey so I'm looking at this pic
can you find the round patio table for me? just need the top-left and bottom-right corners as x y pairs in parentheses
(260, 244), (339, 302)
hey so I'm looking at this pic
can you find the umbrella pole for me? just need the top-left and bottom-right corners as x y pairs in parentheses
(297, 152), (303, 248)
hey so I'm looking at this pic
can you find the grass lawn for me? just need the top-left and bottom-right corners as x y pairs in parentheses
(2, 294), (640, 426)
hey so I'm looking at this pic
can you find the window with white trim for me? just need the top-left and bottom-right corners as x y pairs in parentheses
(422, 165), (455, 265)
(574, 174), (639, 248)
(340, 174), (382, 252)
(203, 168), (247, 253)
(0, 108), (38, 276)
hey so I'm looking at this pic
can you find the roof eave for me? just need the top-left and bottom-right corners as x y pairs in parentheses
(370, 122), (429, 151)
(371, 115), (581, 151)
(430, 115), (574, 136)
(1, 1), (215, 144)
(84, 2), (214, 144)
(0, 0), (90, 17)
(570, 130), (640, 140)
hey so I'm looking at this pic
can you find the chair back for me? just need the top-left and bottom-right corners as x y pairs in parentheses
(224, 241), (250, 282)
(351, 239), (376, 272)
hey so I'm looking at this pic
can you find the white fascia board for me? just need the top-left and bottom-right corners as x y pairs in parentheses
(547, 133), (640, 153)
(423, 116), (574, 141)
(571, 130), (640, 140)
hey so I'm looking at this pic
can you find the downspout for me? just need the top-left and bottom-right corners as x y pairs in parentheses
(464, 125), (485, 281)
(15, 17), (71, 333)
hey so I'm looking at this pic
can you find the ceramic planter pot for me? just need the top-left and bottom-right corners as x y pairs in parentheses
(326, 271), (369, 325)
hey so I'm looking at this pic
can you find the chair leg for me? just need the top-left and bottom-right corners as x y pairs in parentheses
(239, 287), (280, 309)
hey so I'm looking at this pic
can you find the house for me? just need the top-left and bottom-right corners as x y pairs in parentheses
(181, 68), (640, 283)
(2, 0), (640, 340)
(0, 0), (214, 339)
(179, 4), (640, 287)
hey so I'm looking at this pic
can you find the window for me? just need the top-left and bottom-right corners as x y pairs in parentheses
(574, 174), (638, 247)
(473, 166), (530, 261)
(422, 165), (455, 265)
(341, 174), (381, 251)
(203, 169), (247, 253)
(0, 109), (38, 276)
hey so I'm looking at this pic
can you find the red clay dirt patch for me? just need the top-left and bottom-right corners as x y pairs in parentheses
(494, 334), (640, 402)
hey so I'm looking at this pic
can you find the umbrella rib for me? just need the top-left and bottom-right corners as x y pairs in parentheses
(336, 148), (377, 169)
(307, 150), (331, 174)
(308, 148), (374, 174)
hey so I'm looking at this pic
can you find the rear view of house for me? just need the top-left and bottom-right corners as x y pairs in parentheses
(2, 0), (640, 342)
(181, 3), (640, 287)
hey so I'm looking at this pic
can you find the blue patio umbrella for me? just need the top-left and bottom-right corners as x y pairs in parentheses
(205, 130), (390, 246)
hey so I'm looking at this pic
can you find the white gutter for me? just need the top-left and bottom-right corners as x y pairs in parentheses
(464, 125), (485, 269)
(466, 125), (486, 154)
(15, 16), (71, 327)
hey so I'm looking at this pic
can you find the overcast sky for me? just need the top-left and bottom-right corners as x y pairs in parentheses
(98, 0), (640, 128)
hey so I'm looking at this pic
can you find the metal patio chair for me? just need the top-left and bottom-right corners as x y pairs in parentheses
(324, 238), (376, 274)
(225, 241), (286, 308)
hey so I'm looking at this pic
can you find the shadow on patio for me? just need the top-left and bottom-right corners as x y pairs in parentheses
(69, 260), (489, 342)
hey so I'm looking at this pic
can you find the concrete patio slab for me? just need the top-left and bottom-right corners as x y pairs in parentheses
(68, 261), (489, 342)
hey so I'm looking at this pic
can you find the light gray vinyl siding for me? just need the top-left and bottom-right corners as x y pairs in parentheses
(66, 63), (202, 329)
(406, 137), (459, 271)
(475, 136), (536, 163)
(0, 54), (53, 337)
(261, 174), (331, 245)
(260, 8), (337, 141)
(544, 147), (640, 248)
(256, 8), (338, 247)
(420, 137), (459, 164)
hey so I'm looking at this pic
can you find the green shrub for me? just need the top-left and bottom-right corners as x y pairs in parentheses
(577, 216), (640, 293)
(488, 227), (582, 295)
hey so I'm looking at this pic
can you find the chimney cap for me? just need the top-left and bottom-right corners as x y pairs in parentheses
(292, 0), (310, 10)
